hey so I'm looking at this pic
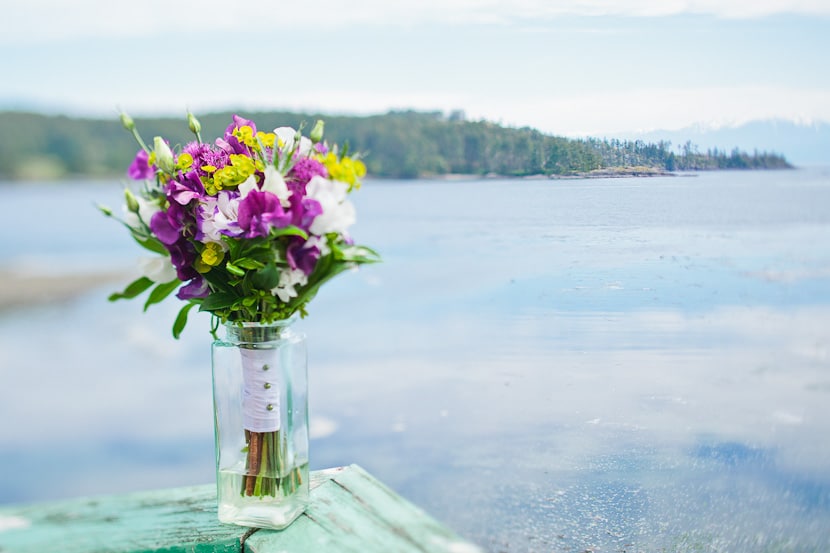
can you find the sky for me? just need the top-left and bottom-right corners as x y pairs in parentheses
(1, 0), (829, 137)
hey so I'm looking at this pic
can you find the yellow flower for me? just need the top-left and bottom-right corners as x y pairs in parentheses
(233, 125), (256, 148)
(230, 154), (256, 175)
(323, 153), (366, 190)
(195, 242), (224, 273)
(176, 152), (193, 171)
(211, 154), (257, 193)
(257, 131), (276, 149)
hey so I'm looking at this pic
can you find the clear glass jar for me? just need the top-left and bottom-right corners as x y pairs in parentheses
(211, 318), (309, 529)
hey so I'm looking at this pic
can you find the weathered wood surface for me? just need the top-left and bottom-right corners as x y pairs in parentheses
(0, 464), (482, 553)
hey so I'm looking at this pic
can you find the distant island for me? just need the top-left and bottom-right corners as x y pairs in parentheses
(0, 110), (792, 181)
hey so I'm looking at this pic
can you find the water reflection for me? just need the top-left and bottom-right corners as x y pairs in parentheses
(302, 299), (830, 548)
(1, 172), (829, 551)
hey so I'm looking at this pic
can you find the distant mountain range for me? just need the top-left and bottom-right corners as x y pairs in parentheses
(618, 119), (830, 167)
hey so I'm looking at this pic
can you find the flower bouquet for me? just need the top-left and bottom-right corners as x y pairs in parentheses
(101, 112), (379, 528)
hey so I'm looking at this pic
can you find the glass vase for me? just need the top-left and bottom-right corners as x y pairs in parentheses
(211, 318), (309, 529)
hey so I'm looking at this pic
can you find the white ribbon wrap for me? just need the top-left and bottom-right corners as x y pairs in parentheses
(240, 348), (281, 432)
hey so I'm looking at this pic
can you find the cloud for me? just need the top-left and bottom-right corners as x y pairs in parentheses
(20, 83), (828, 138)
(3, 0), (829, 43)
(460, 85), (830, 136)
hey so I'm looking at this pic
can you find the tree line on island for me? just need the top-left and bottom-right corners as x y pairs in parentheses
(0, 109), (792, 181)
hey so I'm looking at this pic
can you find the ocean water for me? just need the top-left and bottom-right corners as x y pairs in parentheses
(1, 169), (830, 552)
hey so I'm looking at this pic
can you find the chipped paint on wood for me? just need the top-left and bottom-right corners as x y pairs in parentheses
(0, 465), (482, 553)
(246, 466), (484, 553)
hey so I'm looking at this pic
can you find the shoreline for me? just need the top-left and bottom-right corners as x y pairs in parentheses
(550, 166), (678, 179)
(0, 270), (130, 312)
(372, 167), (678, 181)
(2, 165), (800, 186)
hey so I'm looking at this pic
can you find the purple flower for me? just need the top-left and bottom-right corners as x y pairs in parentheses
(217, 115), (258, 155)
(167, 240), (199, 281)
(184, 142), (229, 177)
(237, 190), (290, 238)
(285, 184), (322, 231)
(150, 209), (183, 246)
(168, 170), (206, 205)
(289, 157), (327, 186)
(177, 276), (209, 300)
(127, 150), (154, 180)
(286, 237), (321, 275)
(230, 115), (257, 134)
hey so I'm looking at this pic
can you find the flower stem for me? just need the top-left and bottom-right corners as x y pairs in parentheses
(242, 430), (289, 498)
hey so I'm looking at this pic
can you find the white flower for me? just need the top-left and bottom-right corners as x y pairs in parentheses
(306, 176), (356, 236)
(123, 195), (161, 230)
(271, 268), (308, 303)
(238, 169), (290, 207)
(238, 175), (258, 199)
(274, 126), (312, 157)
(138, 256), (176, 283)
(153, 136), (175, 173)
(262, 165), (291, 207)
(199, 191), (240, 241)
(305, 235), (331, 257)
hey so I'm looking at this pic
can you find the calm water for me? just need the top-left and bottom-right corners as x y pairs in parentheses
(1, 169), (830, 552)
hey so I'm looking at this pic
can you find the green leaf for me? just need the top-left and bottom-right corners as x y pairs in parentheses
(172, 302), (197, 339)
(250, 263), (280, 290)
(199, 292), (238, 313)
(143, 279), (180, 312)
(269, 225), (308, 240)
(338, 244), (382, 263)
(225, 262), (245, 277)
(132, 234), (168, 255)
(108, 277), (154, 302)
(235, 257), (266, 270)
(288, 256), (351, 312)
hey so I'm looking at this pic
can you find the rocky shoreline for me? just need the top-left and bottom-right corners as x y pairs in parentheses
(0, 270), (129, 312)
(410, 165), (680, 181)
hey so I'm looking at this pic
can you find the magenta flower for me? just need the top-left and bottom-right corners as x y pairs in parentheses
(184, 142), (229, 177)
(285, 187), (322, 232)
(237, 190), (291, 238)
(150, 209), (183, 246)
(127, 150), (154, 180)
(289, 157), (327, 186)
(286, 238), (321, 275)
(217, 115), (259, 156)
(167, 239), (200, 282)
(177, 276), (209, 300)
(229, 115), (257, 134)
(168, 170), (206, 205)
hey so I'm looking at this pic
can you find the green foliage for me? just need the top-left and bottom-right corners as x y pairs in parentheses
(143, 280), (181, 311)
(108, 276), (154, 301)
(587, 137), (792, 171)
(0, 110), (791, 181)
(172, 302), (198, 339)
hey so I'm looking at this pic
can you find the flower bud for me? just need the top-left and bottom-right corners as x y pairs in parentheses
(153, 136), (175, 173)
(124, 188), (140, 213)
(187, 111), (202, 135)
(309, 119), (325, 144)
(120, 112), (136, 131)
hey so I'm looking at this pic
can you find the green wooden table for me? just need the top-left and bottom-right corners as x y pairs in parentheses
(0, 464), (482, 553)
